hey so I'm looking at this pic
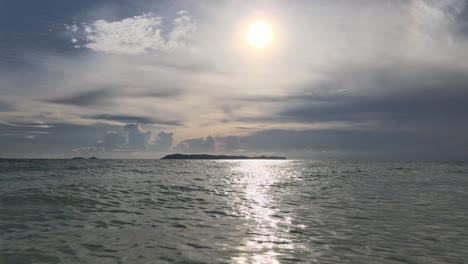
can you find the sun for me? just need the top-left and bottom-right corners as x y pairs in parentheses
(246, 21), (273, 48)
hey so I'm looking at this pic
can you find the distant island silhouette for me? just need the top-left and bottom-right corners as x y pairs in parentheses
(161, 154), (286, 160)
(72, 157), (99, 160)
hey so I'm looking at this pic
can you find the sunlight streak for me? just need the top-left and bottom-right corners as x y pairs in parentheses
(228, 160), (293, 263)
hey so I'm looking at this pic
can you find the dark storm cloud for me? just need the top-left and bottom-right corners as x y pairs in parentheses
(89, 114), (182, 126)
(48, 89), (112, 106)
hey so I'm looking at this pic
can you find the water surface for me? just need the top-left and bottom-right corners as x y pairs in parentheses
(1, 160), (467, 263)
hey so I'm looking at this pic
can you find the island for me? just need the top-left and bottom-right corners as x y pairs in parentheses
(161, 154), (286, 160)
(72, 157), (86, 160)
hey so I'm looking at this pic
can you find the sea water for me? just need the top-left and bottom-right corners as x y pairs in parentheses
(0, 159), (467, 263)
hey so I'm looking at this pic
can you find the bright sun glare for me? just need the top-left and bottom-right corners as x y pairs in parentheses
(246, 21), (273, 48)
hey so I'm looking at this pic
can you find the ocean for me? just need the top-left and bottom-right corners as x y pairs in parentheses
(0, 159), (467, 263)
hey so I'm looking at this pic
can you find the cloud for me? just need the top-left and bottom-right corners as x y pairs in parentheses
(273, 64), (468, 126)
(173, 135), (244, 153)
(224, 136), (241, 151)
(49, 123), (176, 156)
(123, 123), (151, 150)
(159, 61), (226, 74)
(67, 11), (196, 55)
(72, 123), (177, 155)
(2, 0), (468, 159)
(0, 122), (117, 158)
(0, 121), (54, 128)
(97, 131), (125, 151)
(150, 131), (174, 152)
(103, 124), (177, 153)
(132, 89), (182, 98)
(174, 135), (216, 153)
(204, 135), (215, 151)
(0, 102), (12, 112)
(48, 89), (112, 106)
(237, 129), (467, 160)
(408, 0), (466, 38)
(89, 114), (181, 126)
(65, 24), (79, 32)
(0, 134), (36, 139)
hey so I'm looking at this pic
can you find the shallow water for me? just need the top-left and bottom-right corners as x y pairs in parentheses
(1, 159), (467, 263)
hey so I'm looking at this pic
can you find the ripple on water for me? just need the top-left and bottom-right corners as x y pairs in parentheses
(0, 160), (467, 263)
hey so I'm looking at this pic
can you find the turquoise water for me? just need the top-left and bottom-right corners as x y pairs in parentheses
(1, 159), (467, 263)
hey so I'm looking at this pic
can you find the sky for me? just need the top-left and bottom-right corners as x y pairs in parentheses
(0, 0), (467, 159)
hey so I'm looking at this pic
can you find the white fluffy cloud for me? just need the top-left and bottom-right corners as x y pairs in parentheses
(67, 11), (195, 55)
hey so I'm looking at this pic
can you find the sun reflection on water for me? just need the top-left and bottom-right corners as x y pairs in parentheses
(227, 160), (293, 263)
